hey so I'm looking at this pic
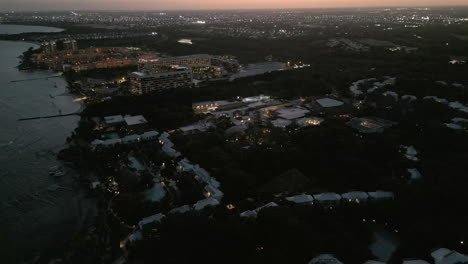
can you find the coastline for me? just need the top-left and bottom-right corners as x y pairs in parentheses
(0, 24), (96, 263)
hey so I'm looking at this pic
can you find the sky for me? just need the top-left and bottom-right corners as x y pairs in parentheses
(1, 0), (467, 11)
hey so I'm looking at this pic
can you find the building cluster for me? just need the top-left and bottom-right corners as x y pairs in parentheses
(35, 46), (146, 72)
(240, 191), (394, 218)
(186, 95), (353, 137)
(122, 130), (225, 246)
(157, 132), (224, 203)
(91, 130), (158, 147)
(128, 70), (192, 94)
(307, 247), (468, 264)
(91, 115), (155, 147)
(41, 39), (78, 54)
(129, 54), (240, 94)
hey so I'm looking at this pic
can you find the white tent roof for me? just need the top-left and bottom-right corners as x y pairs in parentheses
(368, 191), (394, 200)
(438, 251), (468, 264)
(309, 254), (344, 264)
(276, 107), (310, 120)
(169, 205), (191, 214)
(124, 115), (148, 126)
(128, 231), (143, 242)
(313, 193), (342, 202)
(431, 248), (452, 261)
(286, 194), (314, 204)
(122, 134), (140, 143)
(342, 192), (369, 200)
(240, 210), (258, 218)
(141, 130), (159, 139)
(316, 98), (345, 108)
(138, 213), (165, 229)
(255, 202), (279, 213)
(193, 197), (220, 211)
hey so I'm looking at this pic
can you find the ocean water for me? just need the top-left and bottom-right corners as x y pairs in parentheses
(0, 24), (64, 35)
(0, 26), (95, 263)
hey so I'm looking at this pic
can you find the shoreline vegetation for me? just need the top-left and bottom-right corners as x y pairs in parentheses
(18, 46), (40, 71)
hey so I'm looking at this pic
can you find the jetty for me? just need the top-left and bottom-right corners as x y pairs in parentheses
(10, 75), (62, 83)
(18, 112), (80, 121)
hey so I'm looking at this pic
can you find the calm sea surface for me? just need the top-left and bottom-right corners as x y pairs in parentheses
(0, 25), (96, 263)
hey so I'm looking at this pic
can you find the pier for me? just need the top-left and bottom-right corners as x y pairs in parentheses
(18, 113), (80, 121)
(10, 75), (62, 83)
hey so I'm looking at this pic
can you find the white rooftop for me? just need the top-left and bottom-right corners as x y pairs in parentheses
(138, 213), (165, 229)
(242, 95), (271, 103)
(406, 146), (418, 156)
(316, 98), (345, 108)
(178, 39), (193, 45)
(446, 123), (463, 130)
(205, 184), (224, 199)
(180, 123), (213, 133)
(91, 181), (101, 189)
(402, 260), (430, 264)
(368, 191), (394, 200)
(255, 202), (279, 213)
(128, 156), (145, 171)
(424, 96), (449, 104)
(313, 193), (342, 202)
(286, 194), (314, 204)
(452, 117), (468, 123)
(449, 101), (468, 113)
(431, 248), (452, 261)
(240, 210), (258, 218)
(383, 91), (399, 100)
(408, 168), (422, 180)
(271, 118), (292, 128)
(122, 134), (140, 143)
(104, 115), (124, 124)
(342, 192), (369, 201)
(145, 182), (166, 202)
(214, 100), (237, 106)
(193, 197), (220, 211)
(276, 107), (310, 120)
(124, 115), (148, 126)
(363, 261), (386, 264)
(128, 231), (143, 242)
(309, 254), (344, 264)
(169, 205), (191, 214)
(141, 130), (159, 139)
(437, 251), (468, 264)
(402, 95), (418, 101)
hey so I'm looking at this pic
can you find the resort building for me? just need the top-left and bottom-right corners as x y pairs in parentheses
(63, 39), (78, 51)
(138, 54), (240, 74)
(129, 69), (192, 94)
(41, 41), (57, 54)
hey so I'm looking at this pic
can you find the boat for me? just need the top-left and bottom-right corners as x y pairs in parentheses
(49, 166), (66, 177)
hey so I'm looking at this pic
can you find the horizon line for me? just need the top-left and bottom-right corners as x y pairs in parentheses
(2, 4), (468, 13)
